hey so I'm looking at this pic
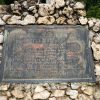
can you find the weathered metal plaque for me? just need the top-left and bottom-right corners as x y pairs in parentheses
(0, 25), (95, 83)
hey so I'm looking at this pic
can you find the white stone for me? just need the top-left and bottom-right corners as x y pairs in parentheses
(62, 6), (73, 17)
(93, 26), (100, 32)
(34, 85), (45, 93)
(56, 96), (71, 100)
(0, 17), (5, 25)
(54, 0), (65, 8)
(81, 86), (94, 96)
(77, 10), (86, 16)
(67, 18), (78, 25)
(37, 16), (55, 24)
(93, 21), (100, 32)
(7, 15), (21, 24)
(9, 98), (16, 100)
(94, 89), (100, 99)
(56, 17), (66, 24)
(79, 17), (88, 25)
(0, 34), (3, 43)
(28, 6), (35, 11)
(52, 90), (65, 97)
(0, 96), (7, 100)
(22, 1), (28, 9)
(49, 97), (56, 100)
(21, 15), (35, 25)
(66, 90), (78, 99)
(24, 92), (33, 100)
(38, 4), (55, 16)
(91, 42), (100, 60)
(0, 5), (7, 14)
(74, 2), (85, 9)
(2, 15), (12, 22)
(71, 83), (81, 89)
(78, 94), (91, 100)
(0, 84), (9, 91)
(33, 90), (50, 99)
(6, 91), (11, 97)
(57, 83), (67, 90)
(11, 89), (24, 99)
(93, 34), (100, 43)
(95, 64), (100, 76)
(88, 19), (94, 27)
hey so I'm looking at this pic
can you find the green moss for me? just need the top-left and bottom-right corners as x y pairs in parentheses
(0, 0), (5, 4)
(0, 0), (14, 4)
(76, 0), (100, 19)
(87, 5), (100, 19)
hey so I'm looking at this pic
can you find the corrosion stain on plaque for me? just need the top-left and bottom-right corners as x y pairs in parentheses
(2, 25), (95, 82)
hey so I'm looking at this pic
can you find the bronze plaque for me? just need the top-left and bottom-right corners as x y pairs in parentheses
(0, 25), (95, 83)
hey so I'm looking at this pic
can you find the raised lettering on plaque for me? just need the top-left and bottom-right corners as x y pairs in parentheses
(0, 25), (95, 83)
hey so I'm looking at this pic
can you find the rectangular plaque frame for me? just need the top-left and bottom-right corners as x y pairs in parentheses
(0, 25), (95, 83)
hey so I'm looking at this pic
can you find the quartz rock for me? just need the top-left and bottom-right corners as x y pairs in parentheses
(34, 13), (39, 18)
(34, 85), (45, 93)
(79, 17), (88, 25)
(2, 15), (12, 22)
(22, 1), (28, 9)
(78, 94), (91, 100)
(71, 83), (81, 89)
(54, 0), (65, 8)
(49, 97), (56, 100)
(24, 92), (33, 100)
(33, 90), (50, 99)
(52, 90), (65, 97)
(81, 86), (94, 96)
(38, 4), (55, 16)
(57, 83), (67, 90)
(6, 91), (11, 97)
(0, 17), (5, 25)
(67, 18), (78, 25)
(28, 6), (36, 11)
(0, 96), (7, 100)
(9, 98), (16, 100)
(28, 6), (37, 14)
(11, 89), (24, 99)
(56, 17), (66, 24)
(62, 6), (73, 17)
(93, 34), (100, 43)
(0, 84), (9, 91)
(74, 2), (85, 9)
(21, 15), (35, 25)
(10, 1), (21, 15)
(94, 89), (100, 99)
(66, 90), (78, 99)
(91, 42), (100, 60)
(7, 15), (21, 24)
(95, 64), (100, 76)
(56, 96), (71, 100)
(0, 5), (7, 14)
(37, 16), (55, 24)
(88, 19), (94, 28)
(93, 21), (100, 32)
(77, 10), (86, 16)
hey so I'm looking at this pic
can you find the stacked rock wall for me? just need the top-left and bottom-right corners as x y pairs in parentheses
(0, 0), (100, 80)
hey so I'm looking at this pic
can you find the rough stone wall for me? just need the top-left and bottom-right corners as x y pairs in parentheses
(0, 0), (100, 100)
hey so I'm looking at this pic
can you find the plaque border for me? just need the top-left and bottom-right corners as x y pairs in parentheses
(0, 25), (96, 83)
